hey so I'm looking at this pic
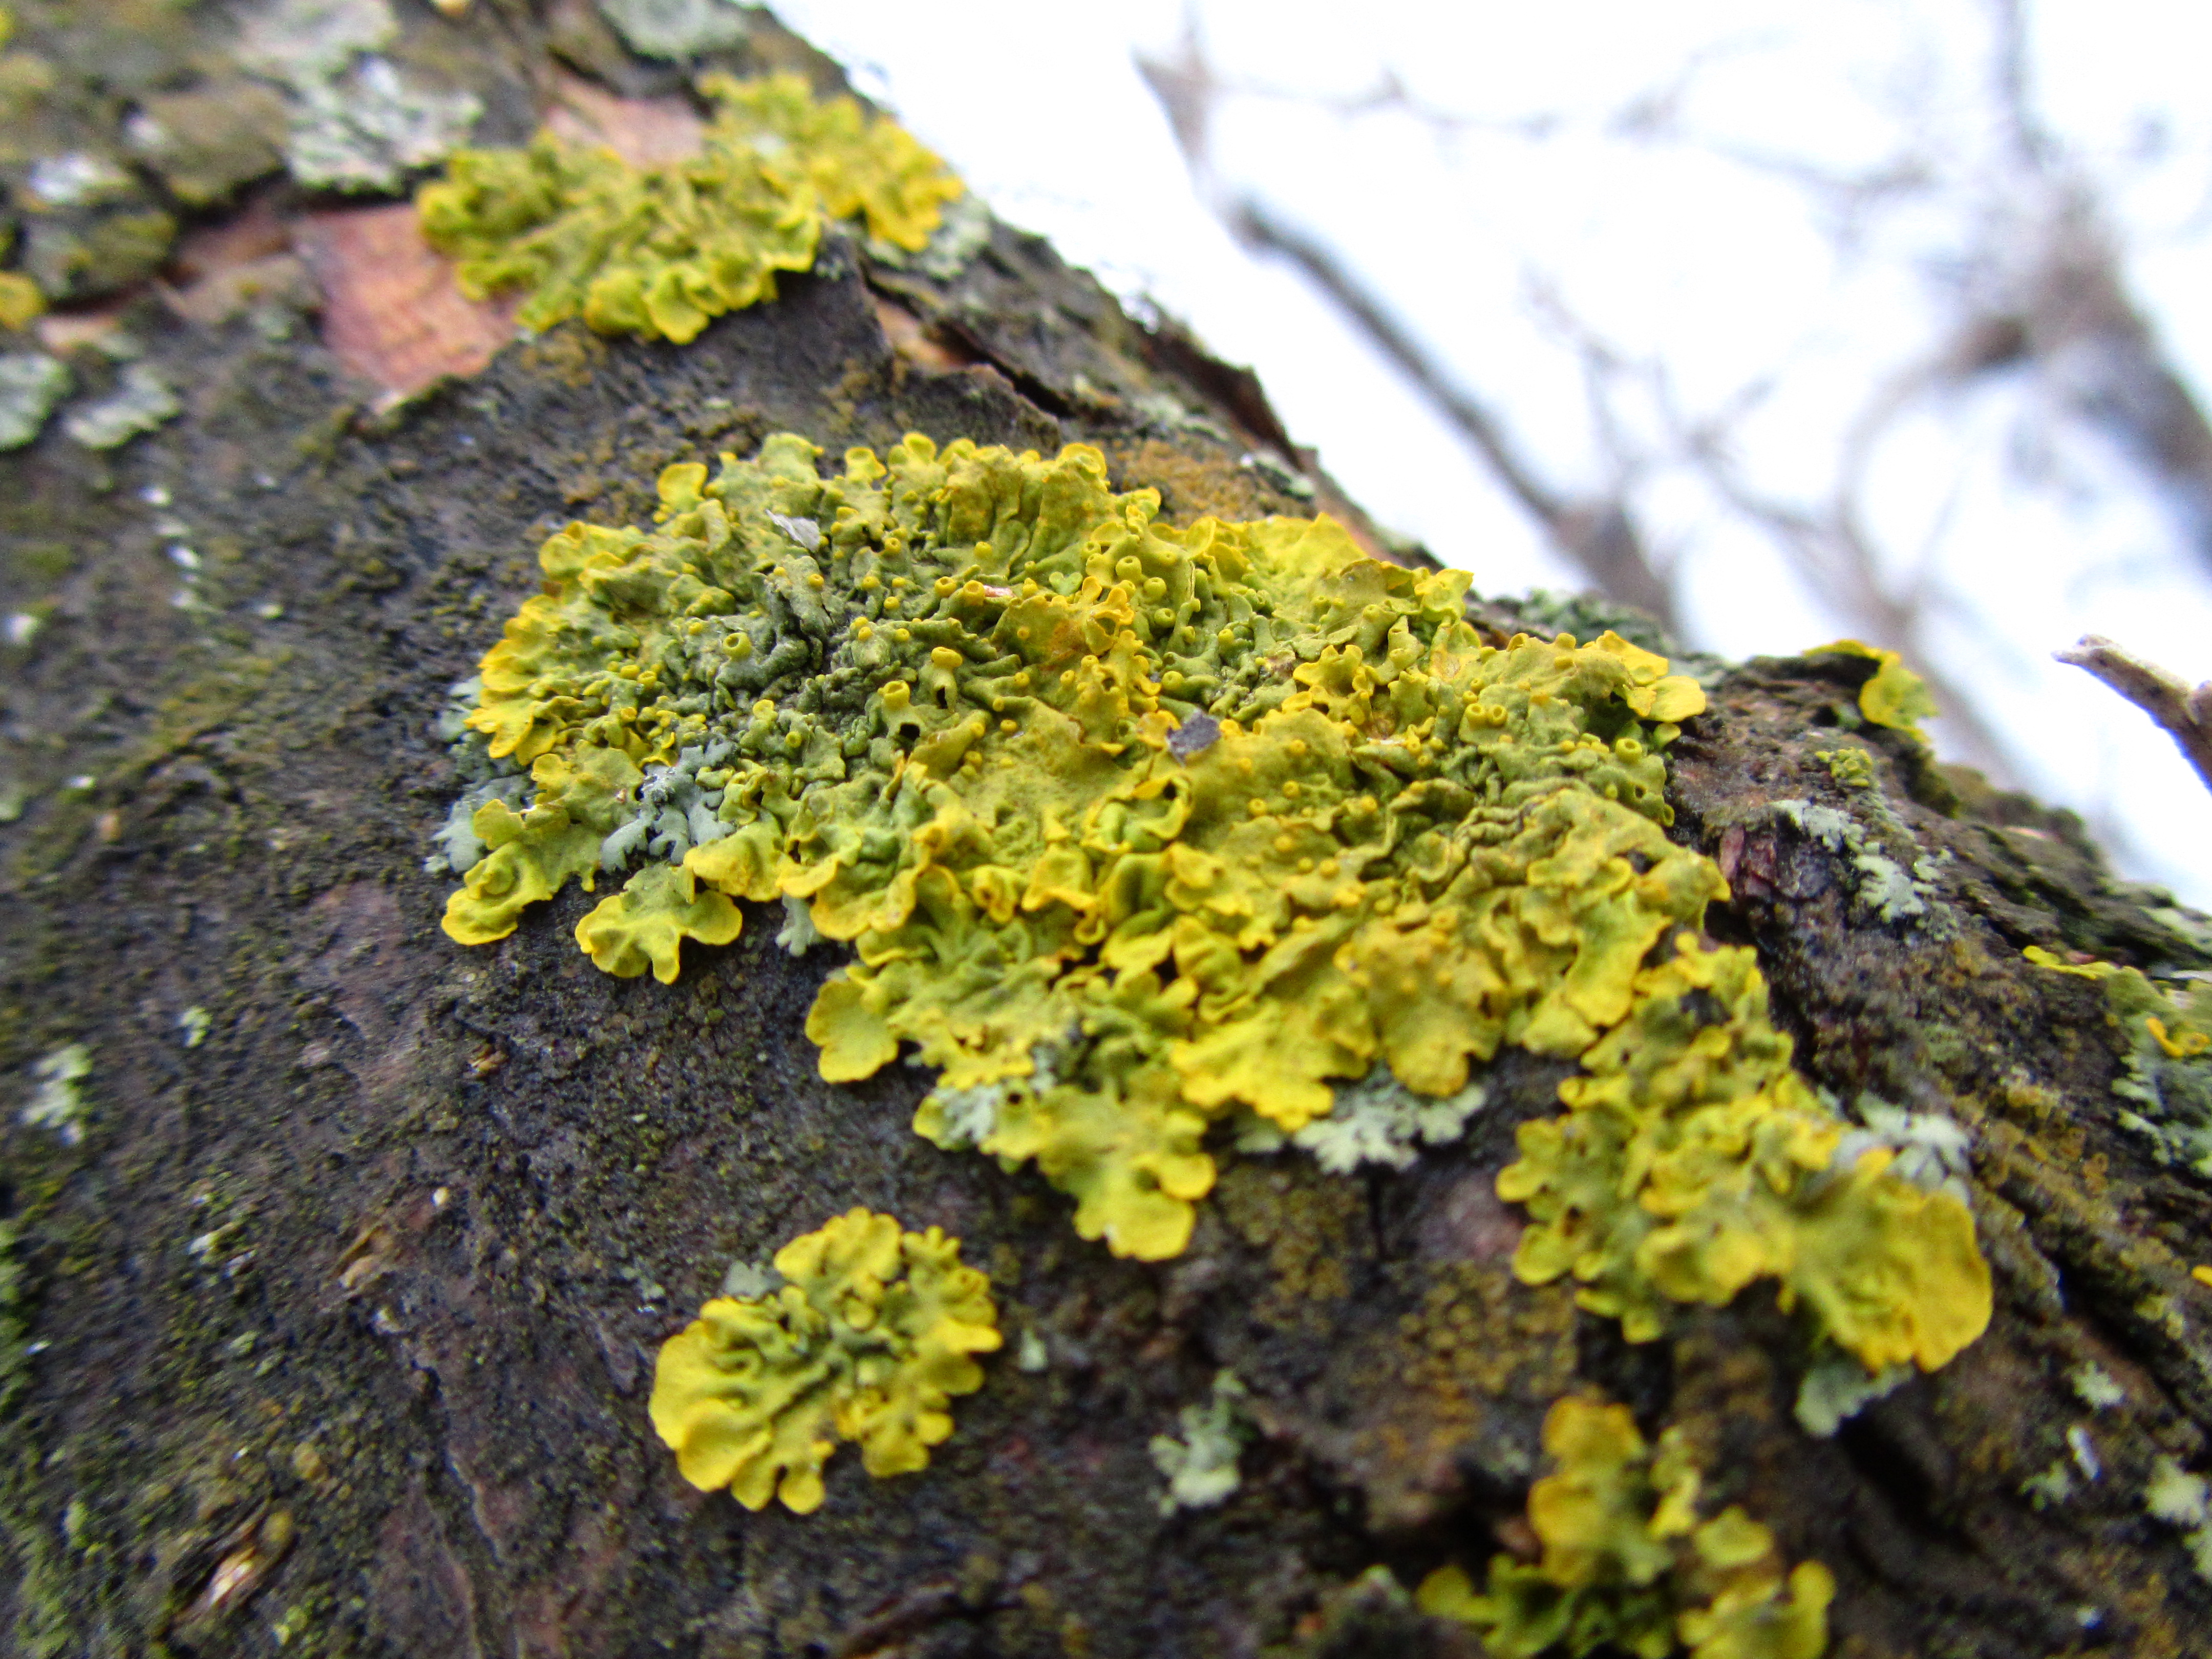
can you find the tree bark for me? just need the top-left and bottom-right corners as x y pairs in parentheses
(5, 9), (2212, 1659)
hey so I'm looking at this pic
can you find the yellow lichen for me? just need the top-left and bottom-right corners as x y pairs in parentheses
(648, 1208), (999, 1512)
(1807, 640), (1937, 733)
(1416, 1396), (1833, 1659)
(0, 270), (42, 332)
(1501, 935), (1991, 1374)
(2028, 947), (2212, 1172)
(1808, 748), (1873, 790)
(437, 431), (1991, 1379)
(416, 73), (960, 343)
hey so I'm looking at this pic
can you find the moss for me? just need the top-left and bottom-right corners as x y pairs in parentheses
(647, 1208), (1001, 1512)
(435, 431), (1991, 1383)
(417, 73), (962, 343)
(1417, 1396), (1834, 1659)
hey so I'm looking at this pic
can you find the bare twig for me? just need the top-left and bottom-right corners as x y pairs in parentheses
(1220, 200), (1680, 630)
(2055, 635), (2212, 798)
(1137, 24), (1680, 631)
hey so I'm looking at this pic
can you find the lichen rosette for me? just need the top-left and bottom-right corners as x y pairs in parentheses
(438, 428), (1992, 1379)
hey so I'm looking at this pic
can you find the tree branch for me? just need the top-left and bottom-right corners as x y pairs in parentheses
(2055, 634), (2212, 798)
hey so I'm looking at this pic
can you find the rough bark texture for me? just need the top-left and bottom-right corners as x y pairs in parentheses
(7, 8), (2212, 1659)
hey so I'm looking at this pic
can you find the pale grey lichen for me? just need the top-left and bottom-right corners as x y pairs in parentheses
(1231, 1065), (1486, 1173)
(238, 0), (396, 81)
(22, 1045), (91, 1146)
(1769, 797), (1933, 924)
(918, 1042), (1069, 1155)
(868, 189), (993, 281)
(1794, 1350), (1911, 1437)
(2067, 1424), (2102, 1481)
(1239, 450), (1316, 500)
(425, 679), (530, 876)
(774, 893), (821, 956)
(0, 353), (71, 451)
(2070, 1363), (2125, 1411)
(1150, 1371), (1251, 1516)
(1015, 1327), (1048, 1372)
(238, 0), (478, 193)
(595, 0), (753, 58)
(1289, 1067), (1487, 1174)
(2145, 1456), (2212, 1581)
(598, 741), (736, 871)
(25, 152), (136, 209)
(1829, 1097), (1972, 1204)
(718, 1258), (783, 1300)
(2023, 1460), (2076, 1511)
(63, 363), (181, 450)
(285, 57), (482, 193)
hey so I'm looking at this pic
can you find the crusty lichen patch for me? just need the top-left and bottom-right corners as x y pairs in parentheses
(648, 1208), (999, 1512)
(417, 72), (961, 343)
(436, 431), (1991, 1379)
(1417, 1396), (1834, 1658)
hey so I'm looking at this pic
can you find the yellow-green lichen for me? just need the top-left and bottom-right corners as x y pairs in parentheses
(1417, 1396), (1834, 1659)
(417, 72), (961, 343)
(1809, 640), (1937, 733)
(0, 270), (42, 331)
(648, 1208), (999, 1512)
(436, 432), (1991, 1378)
(2026, 947), (2212, 1171)
(1808, 748), (1873, 790)
(1502, 937), (1987, 1373)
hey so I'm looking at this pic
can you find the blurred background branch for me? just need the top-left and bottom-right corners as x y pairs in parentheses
(1124, 0), (2212, 876)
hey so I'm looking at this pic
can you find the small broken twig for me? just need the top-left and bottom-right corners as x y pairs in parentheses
(2056, 634), (2212, 798)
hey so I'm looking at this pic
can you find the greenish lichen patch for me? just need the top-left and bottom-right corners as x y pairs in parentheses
(238, 0), (479, 193)
(434, 431), (1994, 1379)
(19, 1041), (88, 1144)
(0, 350), (68, 450)
(595, 0), (753, 59)
(2145, 1456), (2212, 1582)
(1150, 1370), (1251, 1515)
(417, 73), (962, 343)
(1417, 1396), (1834, 1658)
(648, 1208), (1001, 1512)
(60, 361), (178, 450)
(2026, 948), (2212, 1171)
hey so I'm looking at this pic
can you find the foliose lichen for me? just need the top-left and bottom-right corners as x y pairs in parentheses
(239, 0), (479, 193)
(595, 0), (752, 59)
(416, 73), (962, 343)
(1150, 1370), (1252, 1515)
(60, 361), (179, 451)
(1416, 1396), (1834, 1659)
(0, 270), (44, 331)
(20, 1043), (89, 1145)
(2145, 1455), (2212, 1583)
(647, 1208), (1000, 1513)
(0, 350), (68, 450)
(435, 432), (1991, 1378)
(1807, 640), (1937, 734)
(2025, 948), (2212, 1172)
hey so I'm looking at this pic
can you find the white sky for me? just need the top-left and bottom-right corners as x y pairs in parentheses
(774, 0), (2212, 909)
